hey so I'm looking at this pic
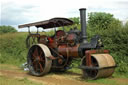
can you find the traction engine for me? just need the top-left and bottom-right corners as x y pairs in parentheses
(18, 8), (116, 79)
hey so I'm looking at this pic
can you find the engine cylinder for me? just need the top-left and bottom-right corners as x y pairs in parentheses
(58, 44), (80, 58)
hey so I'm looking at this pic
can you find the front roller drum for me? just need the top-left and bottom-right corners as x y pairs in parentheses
(27, 44), (52, 76)
(81, 54), (116, 79)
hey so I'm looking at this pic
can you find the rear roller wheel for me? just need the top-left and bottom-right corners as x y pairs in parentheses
(81, 54), (116, 79)
(27, 44), (52, 76)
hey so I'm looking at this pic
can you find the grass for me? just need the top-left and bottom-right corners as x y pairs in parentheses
(68, 68), (81, 74)
(0, 76), (42, 85)
(0, 64), (25, 73)
(86, 77), (128, 85)
(0, 32), (28, 66)
(0, 32), (53, 66)
(113, 72), (128, 78)
(86, 78), (118, 85)
(0, 64), (17, 70)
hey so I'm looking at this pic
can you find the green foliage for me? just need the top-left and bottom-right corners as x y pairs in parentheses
(46, 30), (55, 36)
(87, 78), (118, 85)
(58, 17), (81, 32)
(87, 12), (128, 74)
(124, 21), (128, 29)
(88, 24), (128, 74)
(0, 25), (17, 34)
(0, 32), (28, 65)
(70, 17), (80, 25)
(88, 12), (122, 30)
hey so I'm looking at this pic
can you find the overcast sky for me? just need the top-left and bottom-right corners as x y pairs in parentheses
(0, 0), (128, 31)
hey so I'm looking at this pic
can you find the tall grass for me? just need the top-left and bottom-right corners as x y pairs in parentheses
(0, 32), (28, 66)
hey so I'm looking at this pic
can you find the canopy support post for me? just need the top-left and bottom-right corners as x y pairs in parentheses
(28, 27), (31, 34)
(37, 27), (39, 34)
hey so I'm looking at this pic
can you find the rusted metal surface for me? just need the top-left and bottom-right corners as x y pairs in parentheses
(81, 51), (116, 79)
(91, 54), (115, 78)
(91, 54), (116, 68)
(85, 50), (109, 66)
(18, 18), (73, 29)
(58, 44), (80, 58)
(27, 44), (52, 76)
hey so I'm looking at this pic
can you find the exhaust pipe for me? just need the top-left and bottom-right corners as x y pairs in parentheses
(79, 8), (88, 43)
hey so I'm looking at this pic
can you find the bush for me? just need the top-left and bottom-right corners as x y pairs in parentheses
(88, 12), (122, 30)
(0, 25), (17, 34)
(87, 12), (128, 74)
(88, 24), (128, 74)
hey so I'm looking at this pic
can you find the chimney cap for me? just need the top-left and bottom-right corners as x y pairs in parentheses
(79, 8), (86, 10)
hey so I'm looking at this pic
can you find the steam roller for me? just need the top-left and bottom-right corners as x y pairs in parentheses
(18, 8), (116, 79)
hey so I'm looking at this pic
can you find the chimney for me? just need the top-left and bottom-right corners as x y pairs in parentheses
(79, 8), (88, 43)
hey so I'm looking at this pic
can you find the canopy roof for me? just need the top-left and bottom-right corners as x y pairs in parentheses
(18, 17), (74, 29)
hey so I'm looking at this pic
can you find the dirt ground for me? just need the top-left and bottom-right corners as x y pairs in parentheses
(0, 64), (128, 85)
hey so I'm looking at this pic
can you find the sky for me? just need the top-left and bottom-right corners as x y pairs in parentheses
(0, 0), (128, 32)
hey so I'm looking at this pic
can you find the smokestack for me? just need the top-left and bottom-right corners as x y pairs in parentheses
(79, 8), (88, 43)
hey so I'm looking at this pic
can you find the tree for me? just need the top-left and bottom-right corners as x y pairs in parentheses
(58, 17), (81, 31)
(0, 25), (17, 34)
(88, 12), (122, 30)
(70, 17), (80, 25)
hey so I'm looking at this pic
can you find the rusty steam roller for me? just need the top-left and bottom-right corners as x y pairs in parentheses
(18, 8), (116, 79)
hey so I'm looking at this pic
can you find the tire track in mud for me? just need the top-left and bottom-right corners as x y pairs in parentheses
(0, 65), (102, 85)
(1, 64), (128, 85)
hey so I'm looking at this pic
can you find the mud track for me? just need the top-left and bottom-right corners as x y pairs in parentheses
(0, 64), (128, 85)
